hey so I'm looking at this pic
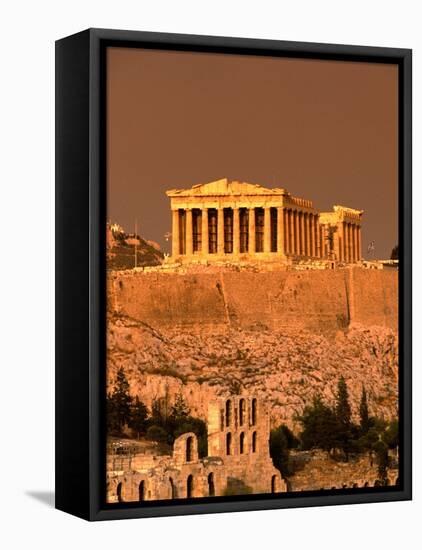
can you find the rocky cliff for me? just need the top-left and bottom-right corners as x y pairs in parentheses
(107, 307), (398, 432)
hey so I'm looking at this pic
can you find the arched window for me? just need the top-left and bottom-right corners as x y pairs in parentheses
(271, 475), (277, 493)
(252, 431), (257, 453)
(208, 473), (215, 496)
(239, 432), (245, 454)
(251, 398), (257, 425)
(117, 482), (123, 503)
(186, 436), (193, 462)
(225, 399), (232, 427)
(169, 477), (176, 499)
(239, 398), (245, 426)
(187, 475), (194, 498)
(226, 432), (232, 455)
(139, 480), (145, 501)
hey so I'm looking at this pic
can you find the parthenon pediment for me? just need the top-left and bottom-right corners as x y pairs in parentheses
(166, 178), (285, 197)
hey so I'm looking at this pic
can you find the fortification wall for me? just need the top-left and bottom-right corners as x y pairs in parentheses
(108, 267), (398, 334)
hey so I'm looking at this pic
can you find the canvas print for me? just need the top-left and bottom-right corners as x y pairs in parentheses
(105, 48), (399, 504)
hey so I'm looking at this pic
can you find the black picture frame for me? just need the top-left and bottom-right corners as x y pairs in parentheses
(55, 28), (412, 521)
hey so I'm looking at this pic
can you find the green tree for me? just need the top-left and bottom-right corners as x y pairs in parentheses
(108, 368), (132, 433)
(383, 419), (399, 450)
(128, 396), (148, 439)
(150, 398), (165, 426)
(359, 385), (370, 434)
(298, 395), (338, 454)
(278, 424), (300, 449)
(146, 425), (168, 443)
(335, 376), (353, 460)
(374, 440), (389, 485)
(270, 426), (291, 475)
(106, 392), (119, 433)
(170, 393), (190, 421)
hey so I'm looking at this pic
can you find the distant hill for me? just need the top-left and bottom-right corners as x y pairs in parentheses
(107, 224), (164, 270)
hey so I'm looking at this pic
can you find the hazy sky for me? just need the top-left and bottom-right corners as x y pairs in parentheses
(107, 47), (398, 259)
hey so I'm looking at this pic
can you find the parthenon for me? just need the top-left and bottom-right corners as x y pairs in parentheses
(166, 178), (363, 263)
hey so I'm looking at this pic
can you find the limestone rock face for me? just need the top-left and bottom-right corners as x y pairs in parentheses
(107, 313), (398, 431)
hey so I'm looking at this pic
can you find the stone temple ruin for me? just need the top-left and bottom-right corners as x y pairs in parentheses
(107, 396), (286, 503)
(166, 178), (363, 265)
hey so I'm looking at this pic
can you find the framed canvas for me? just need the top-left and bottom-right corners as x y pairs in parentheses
(55, 28), (412, 521)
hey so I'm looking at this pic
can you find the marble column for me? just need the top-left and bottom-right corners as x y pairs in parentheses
(202, 208), (209, 256)
(305, 214), (311, 257)
(277, 207), (285, 256)
(317, 224), (322, 258)
(217, 208), (225, 254)
(294, 210), (300, 255)
(310, 215), (315, 257)
(287, 209), (295, 254)
(350, 223), (356, 263)
(233, 207), (240, 255)
(314, 216), (319, 257)
(357, 226), (362, 261)
(284, 210), (289, 255)
(338, 221), (344, 261)
(300, 211), (305, 256)
(347, 223), (352, 263)
(344, 223), (348, 262)
(341, 222), (346, 262)
(264, 207), (271, 253)
(186, 209), (193, 256)
(248, 207), (256, 254)
(172, 209), (180, 256)
(355, 224), (359, 262)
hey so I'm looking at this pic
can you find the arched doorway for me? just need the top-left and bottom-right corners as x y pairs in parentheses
(251, 398), (257, 425)
(225, 399), (232, 427)
(187, 475), (194, 498)
(169, 477), (176, 499)
(208, 473), (215, 496)
(117, 482), (123, 503)
(239, 398), (245, 426)
(252, 431), (257, 453)
(186, 436), (193, 462)
(139, 480), (145, 501)
(239, 432), (245, 454)
(226, 432), (232, 455)
(271, 475), (277, 493)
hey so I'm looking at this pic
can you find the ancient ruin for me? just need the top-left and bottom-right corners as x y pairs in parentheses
(167, 178), (363, 263)
(107, 396), (286, 503)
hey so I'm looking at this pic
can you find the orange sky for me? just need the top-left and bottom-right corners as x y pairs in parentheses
(107, 47), (398, 259)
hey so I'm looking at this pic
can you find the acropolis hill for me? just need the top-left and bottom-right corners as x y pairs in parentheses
(107, 178), (398, 440)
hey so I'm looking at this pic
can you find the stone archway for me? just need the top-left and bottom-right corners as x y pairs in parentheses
(208, 473), (215, 496)
(187, 475), (194, 498)
(117, 482), (123, 503)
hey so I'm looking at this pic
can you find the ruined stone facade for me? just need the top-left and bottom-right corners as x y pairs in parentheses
(106, 396), (286, 503)
(166, 178), (363, 264)
(208, 396), (285, 494)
